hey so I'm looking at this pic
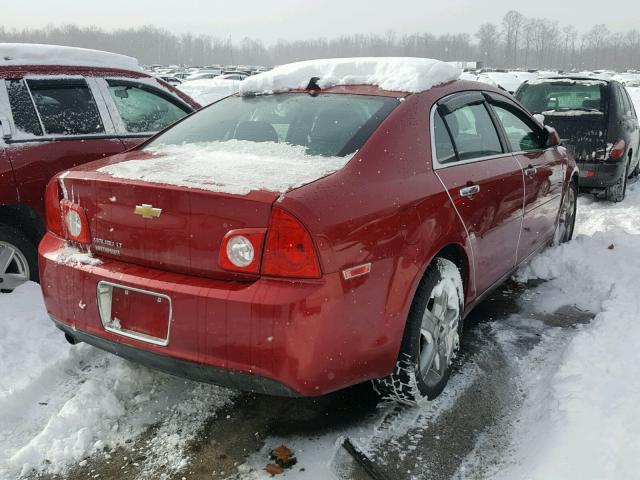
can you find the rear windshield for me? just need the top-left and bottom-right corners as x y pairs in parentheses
(144, 93), (399, 157)
(517, 81), (606, 114)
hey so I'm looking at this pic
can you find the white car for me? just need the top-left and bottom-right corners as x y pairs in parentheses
(476, 72), (522, 94)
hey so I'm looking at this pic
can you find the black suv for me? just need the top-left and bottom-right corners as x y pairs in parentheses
(516, 77), (640, 202)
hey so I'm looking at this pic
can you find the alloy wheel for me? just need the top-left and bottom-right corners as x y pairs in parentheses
(556, 184), (576, 243)
(0, 241), (30, 292)
(418, 284), (460, 389)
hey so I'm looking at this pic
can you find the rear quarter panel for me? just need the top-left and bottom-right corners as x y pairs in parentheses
(280, 86), (474, 375)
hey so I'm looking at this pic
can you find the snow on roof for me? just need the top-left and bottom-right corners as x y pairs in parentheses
(0, 43), (141, 71)
(178, 78), (240, 105)
(528, 77), (606, 86)
(98, 140), (352, 196)
(239, 57), (461, 96)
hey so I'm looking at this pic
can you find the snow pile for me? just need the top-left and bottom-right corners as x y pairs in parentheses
(178, 78), (240, 105)
(0, 283), (72, 399)
(98, 140), (352, 195)
(240, 57), (460, 95)
(0, 282), (235, 478)
(493, 184), (640, 479)
(0, 43), (141, 71)
(52, 245), (102, 266)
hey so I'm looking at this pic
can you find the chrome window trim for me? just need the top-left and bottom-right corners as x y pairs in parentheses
(96, 280), (173, 347)
(85, 77), (117, 135)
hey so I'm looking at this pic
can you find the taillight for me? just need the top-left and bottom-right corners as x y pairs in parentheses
(44, 178), (64, 237)
(61, 200), (91, 244)
(608, 139), (626, 161)
(262, 208), (321, 279)
(219, 228), (266, 274)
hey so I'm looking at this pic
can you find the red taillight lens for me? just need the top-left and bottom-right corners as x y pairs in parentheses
(608, 139), (626, 161)
(262, 208), (321, 279)
(219, 228), (266, 274)
(44, 178), (64, 237)
(61, 200), (91, 244)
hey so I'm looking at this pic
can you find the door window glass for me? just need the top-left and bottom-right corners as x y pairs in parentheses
(107, 83), (189, 134)
(491, 104), (545, 152)
(433, 111), (457, 163)
(443, 103), (503, 161)
(27, 79), (105, 136)
(5, 80), (43, 136)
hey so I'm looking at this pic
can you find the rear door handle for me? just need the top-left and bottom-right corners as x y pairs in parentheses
(459, 185), (480, 197)
(524, 166), (537, 176)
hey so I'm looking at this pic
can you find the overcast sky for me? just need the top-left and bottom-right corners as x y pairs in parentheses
(2, 0), (638, 42)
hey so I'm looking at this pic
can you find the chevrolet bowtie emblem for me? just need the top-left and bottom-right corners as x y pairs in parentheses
(134, 204), (162, 219)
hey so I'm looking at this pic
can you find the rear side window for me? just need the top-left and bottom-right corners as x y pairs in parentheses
(145, 93), (399, 157)
(27, 79), (105, 135)
(433, 112), (457, 163)
(107, 82), (189, 134)
(491, 104), (545, 152)
(517, 81), (606, 114)
(442, 104), (503, 161)
(5, 80), (43, 136)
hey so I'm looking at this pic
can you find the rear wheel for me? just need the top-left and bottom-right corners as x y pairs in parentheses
(554, 180), (577, 245)
(605, 161), (629, 203)
(373, 257), (463, 404)
(0, 225), (38, 293)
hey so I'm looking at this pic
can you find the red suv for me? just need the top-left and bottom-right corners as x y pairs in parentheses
(0, 44), (199, 292)
(38, 58), (578, 403)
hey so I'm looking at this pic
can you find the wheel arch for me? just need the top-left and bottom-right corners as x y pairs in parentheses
(0, 204), (45, 247)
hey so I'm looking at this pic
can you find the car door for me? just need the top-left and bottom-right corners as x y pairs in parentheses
(486, 93), (564, 261)
(3, 76), (126, 219)
(432, 92), (525, 295)
(619, 84), (640, 172)
(0, 86), (18, 205)
(95, 78), (193, 150)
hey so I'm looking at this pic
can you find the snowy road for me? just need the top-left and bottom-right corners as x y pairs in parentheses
(2, 182), (640, 480)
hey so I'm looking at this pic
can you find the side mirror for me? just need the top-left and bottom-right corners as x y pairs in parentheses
(114, 88), (129, 99)
(0, 117), (12, 140)
(545, 125), (561, 147)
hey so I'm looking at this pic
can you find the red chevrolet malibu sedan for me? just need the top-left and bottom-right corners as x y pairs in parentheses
(38, 58), (578, 403)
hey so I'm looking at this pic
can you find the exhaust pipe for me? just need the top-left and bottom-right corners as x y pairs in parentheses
(64, 333), (78, 345)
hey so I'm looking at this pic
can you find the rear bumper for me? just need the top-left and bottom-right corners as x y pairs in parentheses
(53, 318), (299, 396)
(38, 234), (399, 397)
(577, 161), (627, 189)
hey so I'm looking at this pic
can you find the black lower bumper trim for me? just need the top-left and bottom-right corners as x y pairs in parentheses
(53, 319), (300, 397)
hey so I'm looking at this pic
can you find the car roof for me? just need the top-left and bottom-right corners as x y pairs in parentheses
(0, 43), (141, 71)
(534, 76), (610, 84)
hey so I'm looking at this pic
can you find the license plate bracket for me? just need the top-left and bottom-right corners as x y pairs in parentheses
(97, 281), (172, 346)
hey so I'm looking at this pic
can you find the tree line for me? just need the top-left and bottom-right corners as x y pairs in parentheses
(1, 12), (639, 71)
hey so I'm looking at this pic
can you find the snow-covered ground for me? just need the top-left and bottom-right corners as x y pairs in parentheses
(1, 182), (639, 479)
(0, 286), (235, 479)
(470, 183), (640, 479)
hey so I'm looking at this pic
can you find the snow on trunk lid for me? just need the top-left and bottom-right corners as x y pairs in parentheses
(98, 140), (353, 196)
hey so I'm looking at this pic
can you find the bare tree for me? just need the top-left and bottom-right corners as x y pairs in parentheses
(476, 23), (501, 67)
(502, 10), (525, 67)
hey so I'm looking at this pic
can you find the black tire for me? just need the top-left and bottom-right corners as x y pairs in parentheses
(373, 257), (463, 404)
(0, 224), (38, 293)
(554, 180), (578, 245)
(605, 161), (628, 203)
(631, 159), (640, 178)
